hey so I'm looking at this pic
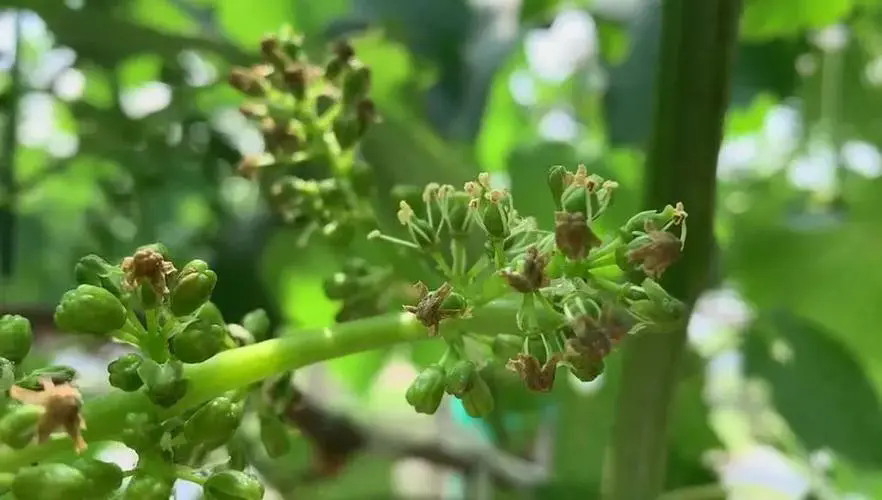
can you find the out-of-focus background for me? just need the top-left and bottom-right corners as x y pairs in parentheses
(1, 0), (882, 499)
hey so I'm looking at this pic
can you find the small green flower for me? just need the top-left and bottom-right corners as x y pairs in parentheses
(203, 470), (265, 500)
(122, 472), (173, 500)
(54, 284), (127, 336)
(445, 360), (478, 397)
(11, 463), (89, 500)
(74, 254), (126, 298)
(107, 353), (144, 392)
(170, 259), (218, 316)
(71, 457), (124, 498)
(183, 396), (245, 450)
(0, 404), (43, 449)
(0, 314), (32, 363)
(405, 365), (446, 415)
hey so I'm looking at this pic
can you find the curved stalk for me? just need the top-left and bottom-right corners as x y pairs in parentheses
(602, 1), (740, 499)
(0, 296), (546, 472)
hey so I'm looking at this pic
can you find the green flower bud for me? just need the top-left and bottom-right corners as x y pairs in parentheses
(71, 457), (123, 498)
(405, 365), (446, 415)
(170, 320), (227, 364)
(122, 472), (173, 500)
(203, 470), (265, 500)
(73, 254), (127, 297)
(0, 404), (43, 448)
(197, 301), (227, 327)
(241, 308), (270, 339)
(342, 63), (371, 105)
(561, 182), (588, 216)
(0, 314), (32, 363)
(121, 412), (162, 452)
(183, 396), (244, 449)
(479, 200), (508, 239)
(74, 254), (111, 285)
(259, 413), (291, 458)
(12, 463), (89, 500)
(226, 436), (249, 470)
(170, 260), (218, 316)
(107, 353), (144, 392)
(459, 375), (494, 418)
(333, 115), (361, 150)
(16, 365), (77, 390)
(54, 284), (127, 335)
(547, 165), (568, 210)
(138, 359), (188, 408)
(491, 334), (522, 360)
(445, 360), (478, 396)
(0, 357), (13, 392)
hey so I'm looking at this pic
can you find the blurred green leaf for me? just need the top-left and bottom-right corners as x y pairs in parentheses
(744, 311), (882, 466)
(741, 0), (853, 40)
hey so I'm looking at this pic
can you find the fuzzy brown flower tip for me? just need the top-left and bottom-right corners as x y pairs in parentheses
(121, 248), (177, 297)
(9, 378), (87, 453)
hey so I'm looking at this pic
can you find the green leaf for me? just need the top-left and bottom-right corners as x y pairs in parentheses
(744, 311), (882, 466)
(741, 0), (854, 40)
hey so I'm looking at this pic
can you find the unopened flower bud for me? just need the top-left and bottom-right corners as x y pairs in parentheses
(547, 165), (568, 210)
(12, 463), (89, 500)
(122, 472), (174, 500)
(170, 259), (217, 316)
(170, 320), (227, 364)
(0, 314), (32, 363)
(0, 404), (43, 449)
(445, 360), (478, 396)
(107, 353), (144, 392)
(183, 396), (245, 450)
(478, 193), (510, 239)
(405, 365), (446, 414)
(54, 285), (127, 336)
(203, 470), (265, 500)
(71, 457), (124, 498)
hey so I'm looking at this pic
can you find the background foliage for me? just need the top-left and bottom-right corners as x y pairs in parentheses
(1, 0), (882, 498)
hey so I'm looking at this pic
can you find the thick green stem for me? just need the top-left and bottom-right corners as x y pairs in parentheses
(602, 1), (740, 499)
(0, 297), (537, 472)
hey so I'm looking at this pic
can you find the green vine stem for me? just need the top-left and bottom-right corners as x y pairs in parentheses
(602, 1), (740, 499)
(0, 296), (548, 472)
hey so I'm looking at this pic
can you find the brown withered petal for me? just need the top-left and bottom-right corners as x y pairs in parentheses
(121, 248), (177, 297)
(500, 247), (549, 293)
(626, 230), (682, 279)
(402, 282), (455, 336)
(506, 353), (559, 392)
(567, 318), (612, 361)
(9, 378), (87, 453)
(554, 211), (600, 260)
